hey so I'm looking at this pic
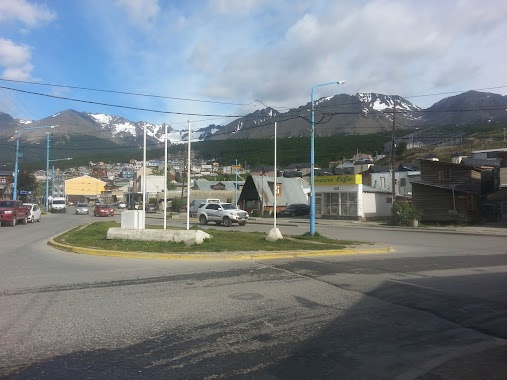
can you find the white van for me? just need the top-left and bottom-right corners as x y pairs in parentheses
(50, 197), (67, 213)
(189, 198), (220, 217)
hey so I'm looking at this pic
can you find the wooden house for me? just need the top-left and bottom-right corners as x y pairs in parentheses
(412, 160), (481, 223)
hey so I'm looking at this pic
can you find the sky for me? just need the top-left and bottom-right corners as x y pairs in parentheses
(0, 0), (506, 131)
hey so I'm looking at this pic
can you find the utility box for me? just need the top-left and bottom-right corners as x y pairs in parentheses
(121, 210), (145, 229)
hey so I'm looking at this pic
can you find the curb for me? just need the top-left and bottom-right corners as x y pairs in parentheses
(143, 213), (507, 237)
(47, 237), (391, 261)
(248, 219), (507, 238)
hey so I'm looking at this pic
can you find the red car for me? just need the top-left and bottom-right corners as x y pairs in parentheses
(94, 204), (114, 217)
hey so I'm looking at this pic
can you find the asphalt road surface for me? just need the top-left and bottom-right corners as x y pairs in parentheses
(1, 209), (506, 379)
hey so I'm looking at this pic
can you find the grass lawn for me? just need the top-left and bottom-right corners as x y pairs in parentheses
(54, 222), (368, 254)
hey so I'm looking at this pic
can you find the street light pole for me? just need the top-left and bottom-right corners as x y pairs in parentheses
(310, 81), (345, 236)
(186, 121), (191, 231)
(13, 125), (55, 200)
(164, 123), (168, 230)
(45, 158), (72, 208)
(235, 158), (238, 207)
(13, 136), (20, 200)
(45, 132), (51, 210)
(52, 165), (55, 198)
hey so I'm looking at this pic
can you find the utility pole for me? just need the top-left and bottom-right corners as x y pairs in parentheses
(391, 103), (396, 203)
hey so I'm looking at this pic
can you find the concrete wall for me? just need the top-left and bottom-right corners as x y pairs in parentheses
(363, 192), (392, 218)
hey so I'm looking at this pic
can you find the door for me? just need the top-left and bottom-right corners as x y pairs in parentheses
(315, 194), (323, 218)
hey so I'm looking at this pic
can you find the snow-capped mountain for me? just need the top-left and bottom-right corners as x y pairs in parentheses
(355, 93), (420, 112)
(1, 90), (505, 157)
(0, 109), (210, 145)
(206, 93), (422, 140)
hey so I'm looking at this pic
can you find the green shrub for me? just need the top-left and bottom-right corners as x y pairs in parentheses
(171, 198), (185, 212)
(390, 202), (419, 226)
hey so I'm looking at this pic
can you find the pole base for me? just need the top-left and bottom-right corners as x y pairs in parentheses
(266, 227), (283, 242)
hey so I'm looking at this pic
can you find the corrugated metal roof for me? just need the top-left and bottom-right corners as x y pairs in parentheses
(193, 179), (244, 191)
(250, 175), (309, 206)
(462, 157), (501, 168)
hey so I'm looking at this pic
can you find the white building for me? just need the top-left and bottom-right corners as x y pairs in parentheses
(314, 174), (392, 220)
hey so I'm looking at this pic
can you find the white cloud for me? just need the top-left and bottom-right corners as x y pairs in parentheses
(191, 0), (507, 109)
(0, 0), (56, 27)
(1, 63), (33, 80)
(0, 38), (33, 79)
(209, 0), (271, 15)
(114, 0), (160, 29)
(0, 38), (30, 66)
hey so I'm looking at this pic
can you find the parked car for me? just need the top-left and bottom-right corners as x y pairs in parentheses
(118, 202), (127, 209)
(0, 200), (30, 226)
(94, 204), (114, 217)
(278, 203), (310, 217)
(23, 203), (42, 223)
(189, 198), (220, 217)
(145, 203), (157, 213)
(197, 202), (249, 227)
(75, 203), (89, 215)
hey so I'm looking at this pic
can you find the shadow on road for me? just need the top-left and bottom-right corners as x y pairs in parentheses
(5, 258), (507, 379)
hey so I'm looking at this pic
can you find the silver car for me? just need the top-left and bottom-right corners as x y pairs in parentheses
(197, 202), (249, 227)
(75, 203), (89, 215)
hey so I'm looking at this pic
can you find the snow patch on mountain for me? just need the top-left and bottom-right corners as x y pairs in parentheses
(356, 93), (420, 112)
(315, 96), (333, 106)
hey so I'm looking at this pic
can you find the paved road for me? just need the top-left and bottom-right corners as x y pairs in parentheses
(1, 210), (506, 379)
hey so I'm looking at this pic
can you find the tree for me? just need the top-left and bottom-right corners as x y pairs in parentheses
(396, 141), (407, 157)
(16, 169), (38, 195)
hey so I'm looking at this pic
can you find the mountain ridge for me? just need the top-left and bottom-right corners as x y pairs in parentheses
(1, 90), (506, 149)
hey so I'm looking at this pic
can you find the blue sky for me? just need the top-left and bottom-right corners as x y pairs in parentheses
(0, 0), (506, 131)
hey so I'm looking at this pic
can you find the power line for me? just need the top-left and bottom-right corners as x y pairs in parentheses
(2, 82), (507, 144)
(0, 85), (245, 118)
(0, 78), (278, 107)
(403, 86), (507, 99)
(3, 77), (507, 110)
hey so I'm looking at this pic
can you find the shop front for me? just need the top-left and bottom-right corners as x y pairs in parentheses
(315, 174), (363, 220)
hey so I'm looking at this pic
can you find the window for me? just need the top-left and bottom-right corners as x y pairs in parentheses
(400, 178), (407, 187)
(340, 192), (358, 216)
(438, 169), (451, 180)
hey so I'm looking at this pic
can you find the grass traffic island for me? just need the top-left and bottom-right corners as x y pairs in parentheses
(50, 222), (385, 260)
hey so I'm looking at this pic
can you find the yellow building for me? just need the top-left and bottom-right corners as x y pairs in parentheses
(65, 175), (106, 203)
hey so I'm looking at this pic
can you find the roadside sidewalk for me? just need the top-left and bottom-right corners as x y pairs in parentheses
(247, 217), (507, 237)
(145, 212), (507, 236)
